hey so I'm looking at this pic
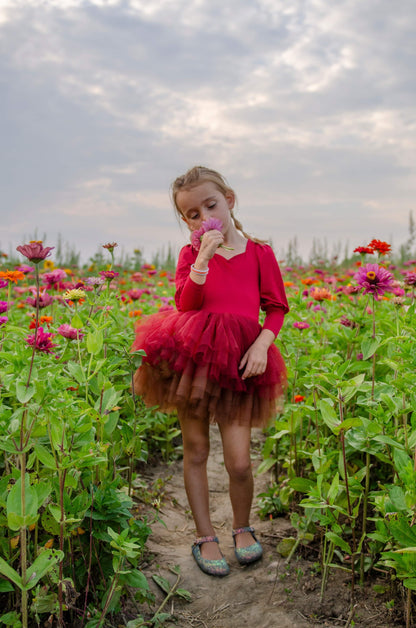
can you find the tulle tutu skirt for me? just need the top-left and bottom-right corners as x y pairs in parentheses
(132, 310), (287, 427)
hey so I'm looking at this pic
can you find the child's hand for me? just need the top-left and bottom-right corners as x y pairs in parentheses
(239, 330), (275, 379)
(197, 229), (224, 262)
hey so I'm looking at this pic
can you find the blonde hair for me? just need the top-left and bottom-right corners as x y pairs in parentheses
(171, 166), (267, 244)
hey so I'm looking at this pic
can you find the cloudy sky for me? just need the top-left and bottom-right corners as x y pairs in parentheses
(1, 0), (415, 265)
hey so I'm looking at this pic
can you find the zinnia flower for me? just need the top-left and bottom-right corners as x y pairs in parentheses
(99, 270), (119, 280)
(293, 321), (310, 330)
(0, 301), (9, 314)
(26, 327), (57, 353)
(85, 276), (105, 287)
(294, 395), (305, 403)
(42, 268), (67, 289)
(191, 218), (223, 250)
(0, 316), (8, 326)
(404, 271), (416, 286)
(0, 270), (25, 284)
(16, 241), (54, 263)
(340, 316), (358, 328)
(26, 291), (54, 309)
(63, 288), (86, 301)
(353, 246), (374, 255)
(354, 263), (394, 297)
(102, 242), (118, 252)
(310, 287), (332, 301)
(368, 239), (391, 256)
(57, 324), (84, 340)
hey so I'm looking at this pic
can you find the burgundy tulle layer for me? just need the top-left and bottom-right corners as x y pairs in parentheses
(132, 310), (287, 427)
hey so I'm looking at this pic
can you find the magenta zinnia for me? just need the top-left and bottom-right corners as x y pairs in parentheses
(26, 327), (57, 353)
(354, 263), (394, 297)
(16, 241), (54, 263)
(191, 218), (223, 250)
(293, 321), (310, 330)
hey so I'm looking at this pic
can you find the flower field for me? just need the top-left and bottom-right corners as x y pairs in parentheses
(0, 239), (416, 627)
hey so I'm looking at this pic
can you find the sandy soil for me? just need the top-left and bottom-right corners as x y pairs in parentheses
(139, 427), (406, 628)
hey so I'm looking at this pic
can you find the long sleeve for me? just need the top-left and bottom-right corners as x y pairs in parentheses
(256, 244), (289, 336)
(175, 245), (205, 311)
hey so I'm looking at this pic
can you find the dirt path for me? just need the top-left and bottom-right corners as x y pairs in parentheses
(140, 428), (320, 628)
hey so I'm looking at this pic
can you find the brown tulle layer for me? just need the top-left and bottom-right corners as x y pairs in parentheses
(132, 310), (287, 427)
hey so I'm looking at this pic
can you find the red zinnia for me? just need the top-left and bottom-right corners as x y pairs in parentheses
(353, 246), (374, 255)
(368, 239), (391, 256)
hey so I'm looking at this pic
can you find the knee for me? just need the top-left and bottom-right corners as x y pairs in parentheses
(225, 456), (252, 482)
(183, 440), (210, 467)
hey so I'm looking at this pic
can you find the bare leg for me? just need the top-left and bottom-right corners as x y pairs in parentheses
(178, 412), (222, 560)
(218, 421), (256, 549)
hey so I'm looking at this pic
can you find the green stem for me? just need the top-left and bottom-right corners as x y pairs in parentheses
(20, 453), (28, 628)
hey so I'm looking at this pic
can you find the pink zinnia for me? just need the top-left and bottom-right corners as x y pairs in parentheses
(16, 241), (54, 263)
(0, 316), (8, 326)
(191, 218), (223, 250)
(26, 291), (54, 309)
(354, 263), (394, 298)
(293, 321), (310, 330)
(26, 327), (57, 353)
(57, 324), (84, 340)
(42, 268), (67, 289)
(0, 301), (9, 314)
(404, 271), (416, 286)
(99, 270), (119, 280)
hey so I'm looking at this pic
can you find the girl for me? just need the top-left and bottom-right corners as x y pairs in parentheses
(132, 166), (289, 577)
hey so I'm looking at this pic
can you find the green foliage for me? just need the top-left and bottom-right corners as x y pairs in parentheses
(0, 249), (177, 627)
(260, 256), (416, 611)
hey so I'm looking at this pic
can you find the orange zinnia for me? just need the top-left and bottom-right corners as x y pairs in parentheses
(0, 270), (25, 283)
(311, 287), (333, 301)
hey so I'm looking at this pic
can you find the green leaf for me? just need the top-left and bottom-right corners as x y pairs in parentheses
(152, 574), (171, 594)
(119, 569), (149, 591)
(0, 580), (14, 593)
(361, 336), (381, 360)
(0, 557), (23, 589)
(34, 444), (56, 470)
(327, 473), (340, 505)
(25, 549), (64, 590)
(71, 312), (83, 329)
(318, 399), (340, 433)
(288, 477), (314, 493)
(325, 531), (351, 554)
(7, 475), (39, 531)
(67, 362), (86, 384)
(15, 382), (35, 404)
(86, 329), (104, 355)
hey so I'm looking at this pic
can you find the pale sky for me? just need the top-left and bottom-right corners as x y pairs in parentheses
(1, 0), (415, 265)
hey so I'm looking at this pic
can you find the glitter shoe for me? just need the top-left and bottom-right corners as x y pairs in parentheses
(232, 526), (263, 565)
(191, 535), (230, 577)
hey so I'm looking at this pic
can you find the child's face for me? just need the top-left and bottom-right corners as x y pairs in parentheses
(177, 181), (235, 233)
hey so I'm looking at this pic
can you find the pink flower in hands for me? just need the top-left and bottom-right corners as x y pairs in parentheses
(191, 218), (223, 250)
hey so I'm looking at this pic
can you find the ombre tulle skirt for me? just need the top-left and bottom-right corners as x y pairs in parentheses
(132, 310), (287, 427)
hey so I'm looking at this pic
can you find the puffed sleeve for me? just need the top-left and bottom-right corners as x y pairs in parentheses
(256, 243), (289, 336)
(175, 245), (205, 311)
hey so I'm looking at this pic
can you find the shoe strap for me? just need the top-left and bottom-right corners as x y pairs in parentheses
(232, 526), (254, 537)
(193, 535), (219, 547)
